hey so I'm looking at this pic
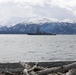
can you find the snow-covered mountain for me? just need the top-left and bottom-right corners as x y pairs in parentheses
(0, 17), (27, 26)
(0, 18), (76, 34)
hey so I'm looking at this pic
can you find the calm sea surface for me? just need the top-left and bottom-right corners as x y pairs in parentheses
(0, 34), (76, 62)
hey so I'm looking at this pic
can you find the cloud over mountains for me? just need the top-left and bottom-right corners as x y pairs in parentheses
(0, 0), (76, 23)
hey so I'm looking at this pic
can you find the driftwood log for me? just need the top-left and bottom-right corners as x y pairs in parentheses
(36, 62), (76, 75)
(66, 68), (76, 75)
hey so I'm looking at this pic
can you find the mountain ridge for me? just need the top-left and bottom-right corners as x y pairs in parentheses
(0, 18), (76, 34)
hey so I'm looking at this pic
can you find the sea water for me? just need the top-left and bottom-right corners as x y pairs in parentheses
(0, 34), (76, 62)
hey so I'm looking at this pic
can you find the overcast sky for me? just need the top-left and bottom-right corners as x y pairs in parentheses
(0, 0), (76, 21)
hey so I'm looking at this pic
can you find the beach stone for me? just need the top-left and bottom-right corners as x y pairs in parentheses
(66, 68), (76, 75)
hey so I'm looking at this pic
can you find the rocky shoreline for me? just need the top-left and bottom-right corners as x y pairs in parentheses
(0, 61), (76, 75)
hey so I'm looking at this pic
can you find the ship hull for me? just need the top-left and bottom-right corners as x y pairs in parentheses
(26, 33), (56, 35)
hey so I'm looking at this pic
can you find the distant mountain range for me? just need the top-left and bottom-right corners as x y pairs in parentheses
(0, 18), (76, 34)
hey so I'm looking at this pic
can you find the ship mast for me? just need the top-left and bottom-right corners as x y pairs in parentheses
(36, 26), (40, 33)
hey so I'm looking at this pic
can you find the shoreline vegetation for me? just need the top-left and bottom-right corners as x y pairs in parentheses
(0, 61), (76, 75)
